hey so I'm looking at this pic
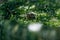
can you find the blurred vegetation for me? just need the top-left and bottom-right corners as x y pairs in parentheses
(0, 0), (60, 40)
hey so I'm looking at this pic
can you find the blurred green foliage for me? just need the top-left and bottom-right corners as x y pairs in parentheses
(0, 0), (60, 40)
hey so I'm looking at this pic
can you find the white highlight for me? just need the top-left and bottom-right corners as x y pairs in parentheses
(28, 23), (43, 32)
